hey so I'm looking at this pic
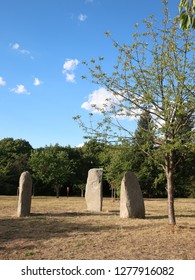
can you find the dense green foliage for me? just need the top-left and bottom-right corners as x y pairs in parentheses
(29, 145), (74, 197)
(0, 137), (194, 197)
(0, 138), (33, 195)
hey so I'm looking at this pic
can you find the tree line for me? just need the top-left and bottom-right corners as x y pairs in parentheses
(0, 127), (194, 198)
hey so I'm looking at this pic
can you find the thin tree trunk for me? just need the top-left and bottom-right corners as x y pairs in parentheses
(111, 187), (116, 201)
(67, 186), (70, 197)
(165, 156), (176, 225)
(81, 189), (84, 197)
(111, 188), (114, 200)
(55, 186), (60, 198)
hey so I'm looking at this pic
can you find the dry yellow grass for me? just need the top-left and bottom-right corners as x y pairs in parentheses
(0, 196), (194, 260)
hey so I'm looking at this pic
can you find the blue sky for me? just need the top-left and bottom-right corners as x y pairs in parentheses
(0, 0), (179, 148)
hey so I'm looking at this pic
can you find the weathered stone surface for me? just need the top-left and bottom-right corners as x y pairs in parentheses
(120, 171), (145, 218)
(17, 171), (32, 217)
(85, 168), (103, 212)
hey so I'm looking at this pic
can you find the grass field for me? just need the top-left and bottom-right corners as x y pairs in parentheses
(0, 196), (194, 260)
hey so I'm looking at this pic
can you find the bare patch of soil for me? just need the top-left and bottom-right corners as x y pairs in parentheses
(0, 196), (194, 260)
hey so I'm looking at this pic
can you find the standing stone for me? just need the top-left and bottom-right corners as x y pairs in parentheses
(17, 171), (32, 217)
(120, 171), (145, 218)
(85, 168), (103, 212)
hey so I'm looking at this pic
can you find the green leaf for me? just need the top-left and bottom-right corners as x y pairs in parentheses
(192, 16), (195, 28)
(179, 0), (188, 12)
(180, 13), (189, 29)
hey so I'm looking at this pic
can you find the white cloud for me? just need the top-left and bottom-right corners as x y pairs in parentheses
(65, 73), (76, 83)
(81, 87), (120, 113)
(33, 77), (42, 86)
(81, 87), (142, 120)
(0, 76), (6, 86)
(10, 84), (30, 95)
(62, 58), (79, 83)
(78, 14), (87, 22)
(63, 59), (79, 72)
(10, 42), (33, 59)
(20, 49), (30, 55)
(11, 43), (20, 50)
(77, 143), (85, 148)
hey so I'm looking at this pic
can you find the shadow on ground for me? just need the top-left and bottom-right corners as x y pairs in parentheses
(0, 211), (160, 243)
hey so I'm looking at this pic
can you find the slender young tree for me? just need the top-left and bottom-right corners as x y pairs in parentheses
(74, 1), (195, 225)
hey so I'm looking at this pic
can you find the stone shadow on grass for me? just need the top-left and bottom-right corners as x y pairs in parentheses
(176, 214), (195, 218)
(30, 211), (118, 217)
(147, 213), (195, 219)
(146, 215), (168, 220)
(0, 213), (151, 244)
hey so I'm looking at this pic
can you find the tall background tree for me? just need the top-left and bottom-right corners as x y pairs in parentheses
(131, 111), (166, 198)
(75, 0), (195, 225)
(29, 145), (73, 197)
(99, 144), (132, 198)
(0, 138), (33, 195)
